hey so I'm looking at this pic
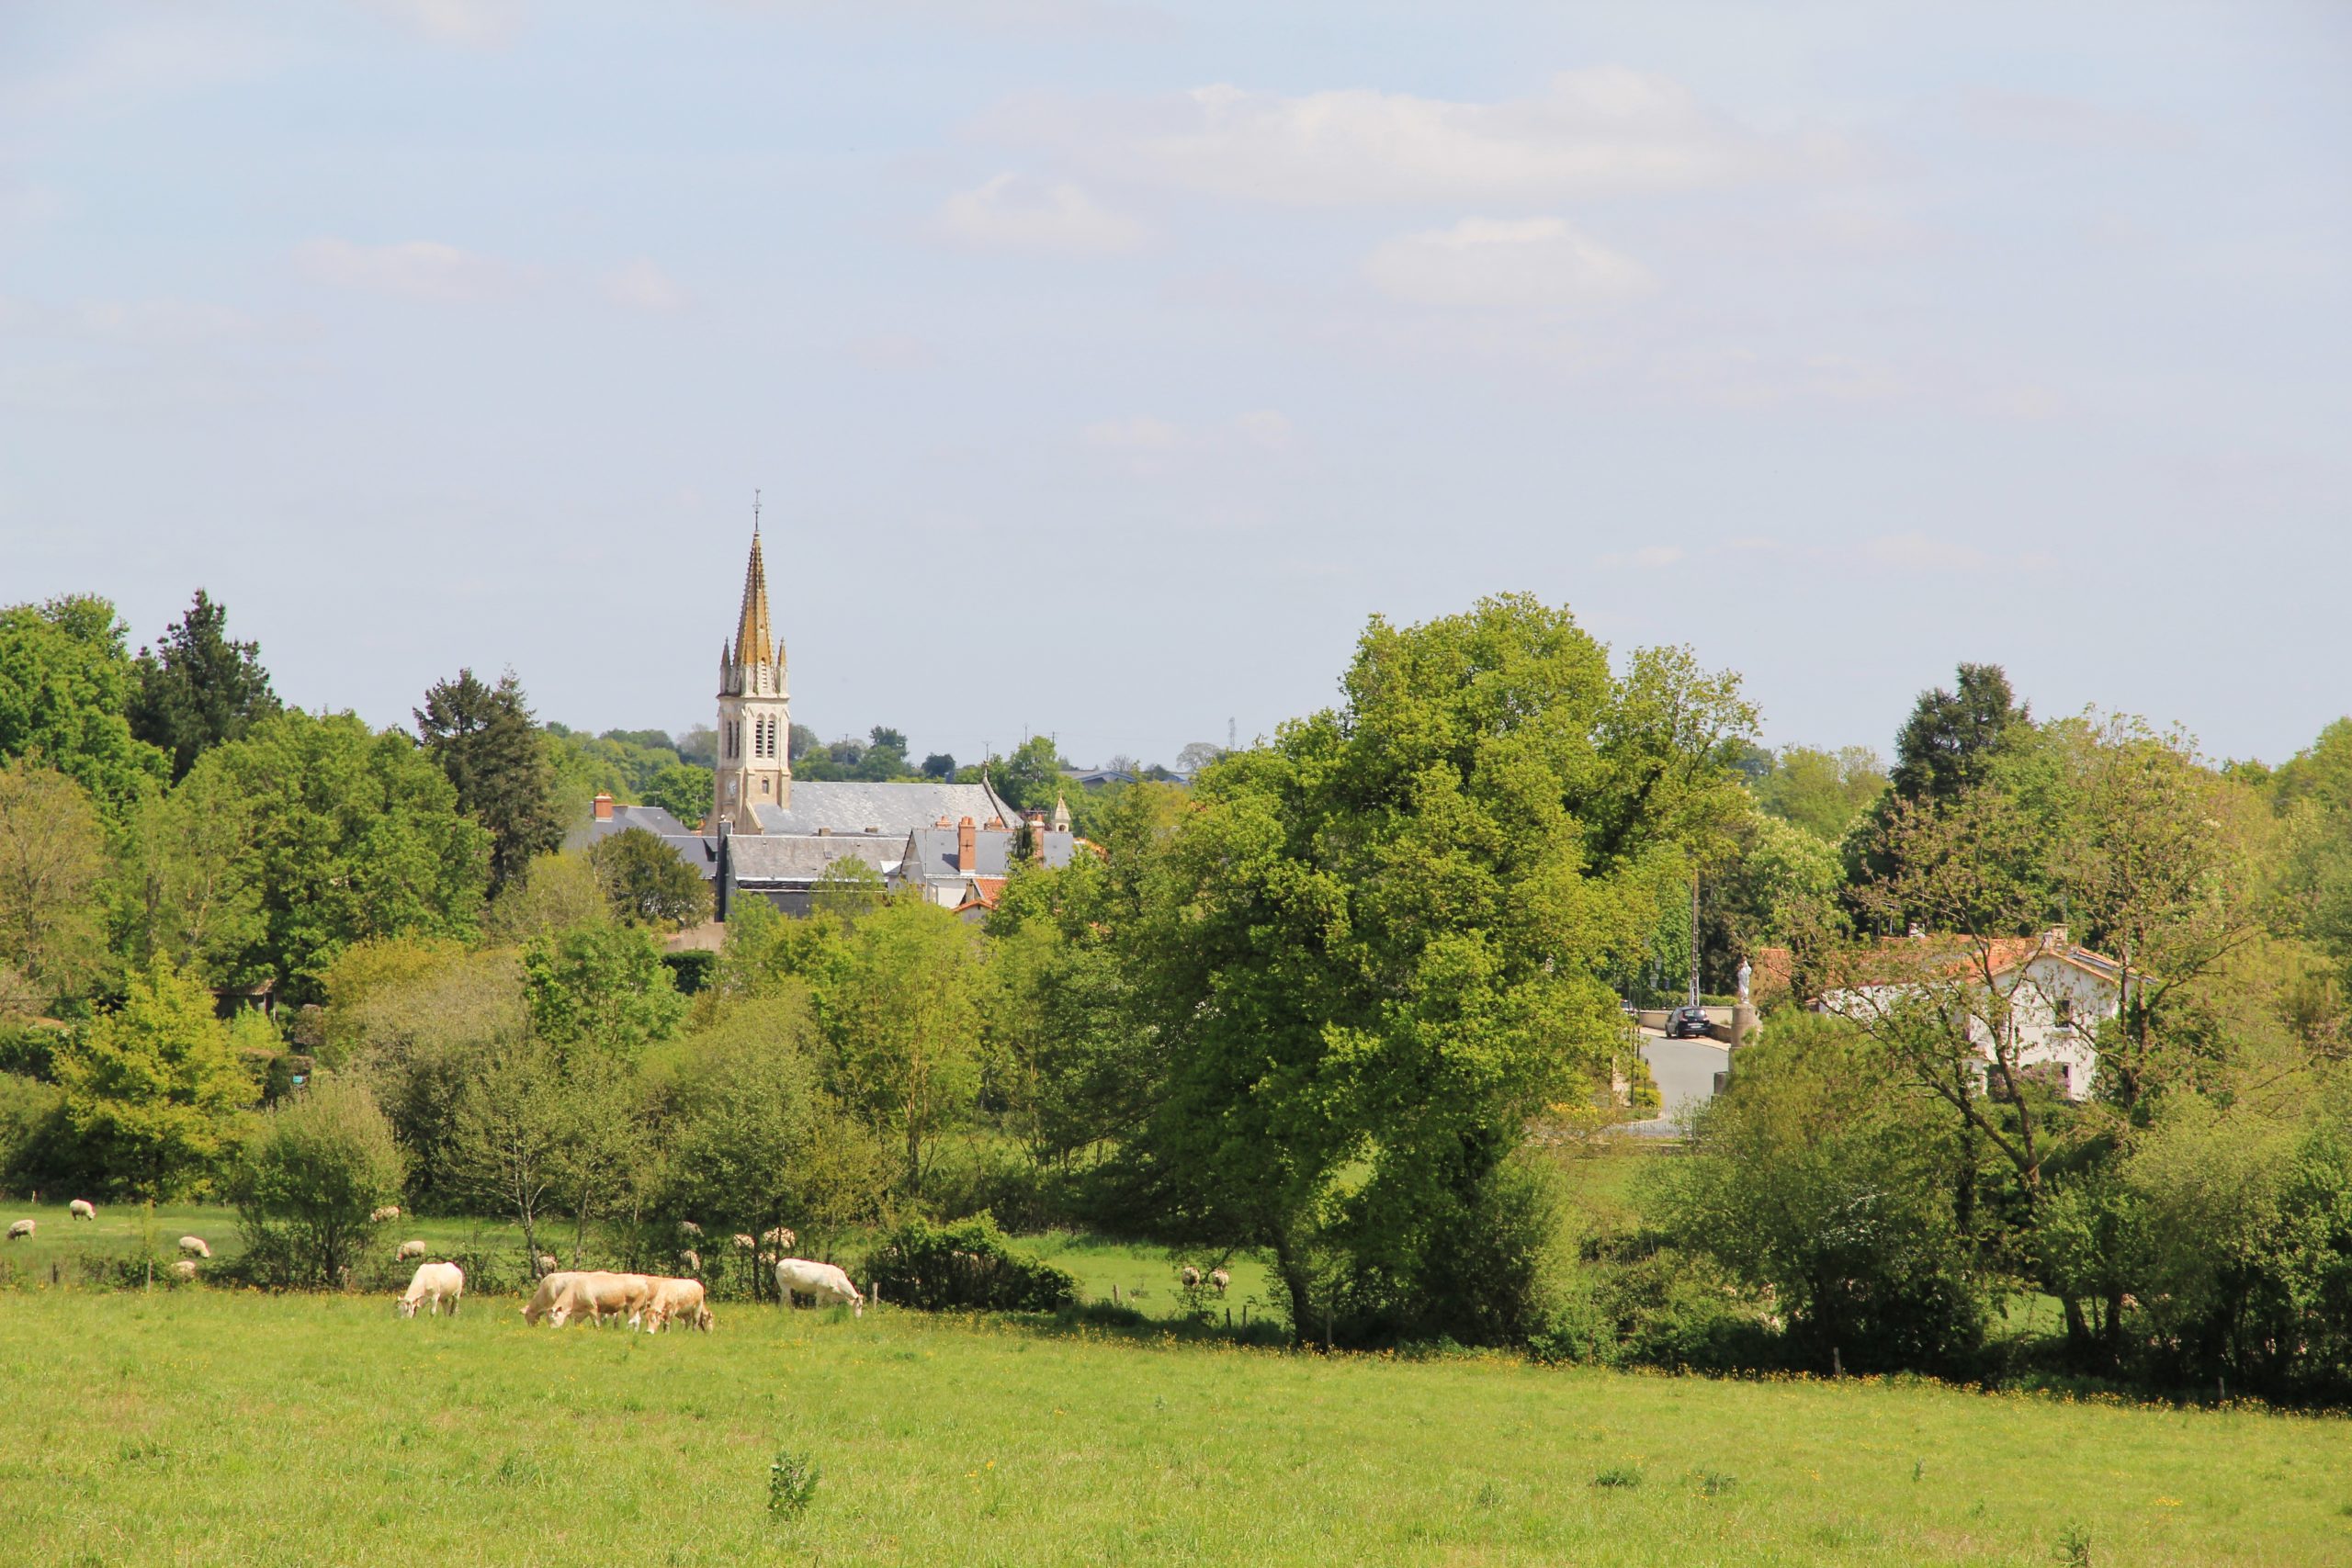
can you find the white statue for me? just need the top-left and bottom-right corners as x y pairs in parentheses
(1736, 957), (1753, 1006)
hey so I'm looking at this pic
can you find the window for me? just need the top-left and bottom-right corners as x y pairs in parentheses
(2053, 998), (2075, 1031)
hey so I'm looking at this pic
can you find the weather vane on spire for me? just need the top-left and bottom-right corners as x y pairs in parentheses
(753, 488), (762, 536)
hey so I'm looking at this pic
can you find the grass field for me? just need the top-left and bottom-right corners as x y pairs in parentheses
(5, 1280), (2347, 1565)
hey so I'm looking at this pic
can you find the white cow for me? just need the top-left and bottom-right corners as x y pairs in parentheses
(575, 1270), (656, 1330)
(69, 1199), (96, 1222)
(178, 1235), (211, 1258)
(521, 1270), (587, 1326)
(398, 1261), (464, 1318)
(396, 1239), (427, 1262)
(170, 1259), (198, 1281)
(774, 1258), (864, 1317)
(369, 1205), (401, 1224)
(7, 1219), (32, 1240)
(645, 1276), (713, 1333)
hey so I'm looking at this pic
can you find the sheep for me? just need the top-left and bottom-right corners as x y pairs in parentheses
(1180, 1265), (1201, 1290)
(522, 1270), (588, 1326)
(774, 1258), (864, 1318)
(1210, 1268), (1230, 1296)
(396, 1239), (426, 1262)
(678, 1220), (702, 1238)
(678, 1248), (701, 1273)
(761, 1225), (797, 1249)
(645, 1276), (713, 1333)
(397, 1261), (465, 1318)
(536, 1253), (559, 1275)
(731, 1233), (757, 1251)
(178, 1235), (211, 1258)
(69, 1199), (96, 1222)
(369, 1205), (401, 1224)
(170, 1259), (198, 1281)
(7, 1219), (32, 1241)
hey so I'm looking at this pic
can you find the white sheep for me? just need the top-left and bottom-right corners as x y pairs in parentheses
(1210, 1268), (1230, 1295)
(1181, 1265), (1201, 1289)
(369, 1205), (401, 1224)
(678, 1220), (702, 1238)
(761, 1225), (797, 1249)
(731, 1233), (757, 1251)
(679, 1248), (701, 1273)
(69, 1199), (96, 1222)
(171, 1259), (198, 1281)
(178, 1235), (211, 1258)
(537, 1253), (559, 1275)
(396, 1239), (426, 1262)
(6, 1219), (31, 1241)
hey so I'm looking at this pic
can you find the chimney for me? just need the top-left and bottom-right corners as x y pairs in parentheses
(591, 792), (615, 821)
(2044, 924), (2069, 950)
(1023, 808), (1046, 834)
(957, 815), (977, 872)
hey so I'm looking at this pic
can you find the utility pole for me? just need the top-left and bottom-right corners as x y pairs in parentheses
(1689, 875), (1702, 1007)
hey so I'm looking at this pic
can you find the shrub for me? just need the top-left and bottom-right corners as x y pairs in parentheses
(227, 1077), (403, 1288)
(863, 1213), (1079, 1313)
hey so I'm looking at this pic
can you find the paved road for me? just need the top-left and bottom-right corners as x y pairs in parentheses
(1622, 1030), (1729, 1138)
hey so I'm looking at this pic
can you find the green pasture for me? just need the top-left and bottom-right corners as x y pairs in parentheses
(3, 1286), (2346, 1566)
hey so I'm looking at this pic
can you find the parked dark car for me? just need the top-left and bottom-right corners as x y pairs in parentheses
(1665, 1005), (1713, 1040)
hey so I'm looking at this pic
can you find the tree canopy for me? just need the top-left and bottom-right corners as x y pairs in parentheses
(127, 590), (281, 783)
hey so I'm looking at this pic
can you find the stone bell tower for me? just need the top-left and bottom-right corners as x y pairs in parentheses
(712, 516), (790, 831)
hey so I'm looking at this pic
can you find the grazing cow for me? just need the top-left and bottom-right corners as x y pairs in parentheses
(398, 1261), (465, 1318)
(1210, 1268), (1230, 1296)
(645, 1276), (713, 1333)
(731, 1234), (756, 1251)
(678, 1221), (702, 1238)
(575, 1270), (657, 1330)
(396, 1239), (426, 1262)
(369, 1205), (401, 1224)
(178, 1235), (211, 1258)
(536, 1254), (559, 1275)
(521, 1270), (588, 1326)
(7, 1220), (32, 1240)
(170, 1259), (198, 1280)
(761, 1225), (797, 1249)
(774, 1258), (864, 1317)
(69, 1200), (96, 1222)
(678, 1248), (701, 1273)
(1181, 1265), (1201, 1289)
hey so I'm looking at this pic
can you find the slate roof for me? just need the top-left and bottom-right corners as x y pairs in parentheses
(746, 780), (1015, 838)
(724, 832), (902, 885)
(567, 803), (695, 850)
(900, 827), (1076, 883)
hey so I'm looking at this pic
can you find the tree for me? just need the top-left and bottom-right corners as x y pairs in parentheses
(229, 1077), (404, 1287)
(0, 594), (168, 815)
(443, 1033), (572, 1269)
(787, 723), (820, 762)
(415, 669), (564, 896)
(520, 922), (685, 1058)
(1174, 741), (1226, 775)
(107, 759), (264, 986)
(1755, 745), (1885, 841)
(0, 761), (107, 1007)
(127, 590), (281, 782)
(485, 851), (611, 947)
(52, 962), (250, 1200)
(195, 710), (491, 1001)
(1888, 664), (2031, 809)
(1128, 598), (1754, 1344)
(642, 762), (711, 828)
(921, 752), (956, 780)
(675, 724), (718, 768)
(587, 828), (710, 929)
(333, 945), (526, 1209)
(989, 735), (1067, 811)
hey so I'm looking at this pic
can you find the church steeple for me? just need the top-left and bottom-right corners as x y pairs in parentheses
(732, 526), (779, 672)
(714, 501), (791, 831)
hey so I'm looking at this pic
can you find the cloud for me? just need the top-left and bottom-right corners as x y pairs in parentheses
(1598, 545), (1686, 569)
(603, 259), (688, 313)
(1233, 409), (1294, 451)
(362, 0), (530, 47)
(1364, 218), (1657, 311)
(1958, 90), (2189, 152)
(978, 67), (1833, 206)
(295, 238), (530, 303)
(933, 174), (1146, 256)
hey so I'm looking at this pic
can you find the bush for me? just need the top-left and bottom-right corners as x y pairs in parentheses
(227, 1078), (404, 1288)
(0, 1072), (66, 1195)
(863, 1213), (1079, 1313)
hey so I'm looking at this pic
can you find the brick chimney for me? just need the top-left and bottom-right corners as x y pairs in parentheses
(957, 815), (977, 872)
(591, 792), (615, 821)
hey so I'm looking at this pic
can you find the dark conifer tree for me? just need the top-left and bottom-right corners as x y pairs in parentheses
(128, 590), (281, 781)
(415, 668), (564, 896)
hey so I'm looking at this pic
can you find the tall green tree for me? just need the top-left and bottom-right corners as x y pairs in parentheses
(588, 828), (710, 929)
(520, 921), (685, 1058)
(0, 761), (108, 1008)
(228, 1077), (404, 1287)
(52, 962), (250, 1199)
(416, 669), (564, 896)
(0, 595), (168, 815)
(1128, 596), (1753, 1343)
(1887, 663), (2031, 810)
(196, 710), (491, 1000)
(1754, 744), (1886, 841)
(127, 590), (281, 782)
(989, 735), (1069, 811)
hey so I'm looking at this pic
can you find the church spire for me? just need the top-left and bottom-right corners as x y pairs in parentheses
(732, 516), (776, 671)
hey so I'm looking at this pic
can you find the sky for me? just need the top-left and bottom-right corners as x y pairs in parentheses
(3, 1), (2347, 771)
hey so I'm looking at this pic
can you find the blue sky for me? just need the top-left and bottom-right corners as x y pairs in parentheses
(3, 1), (2346, 770)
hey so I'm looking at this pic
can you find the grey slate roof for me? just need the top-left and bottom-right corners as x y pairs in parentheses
(900, 827), (1076, 883)
(567, 803), (695, 851)
(723, 832), (901, 885)
(746, 780), (1014, 838)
